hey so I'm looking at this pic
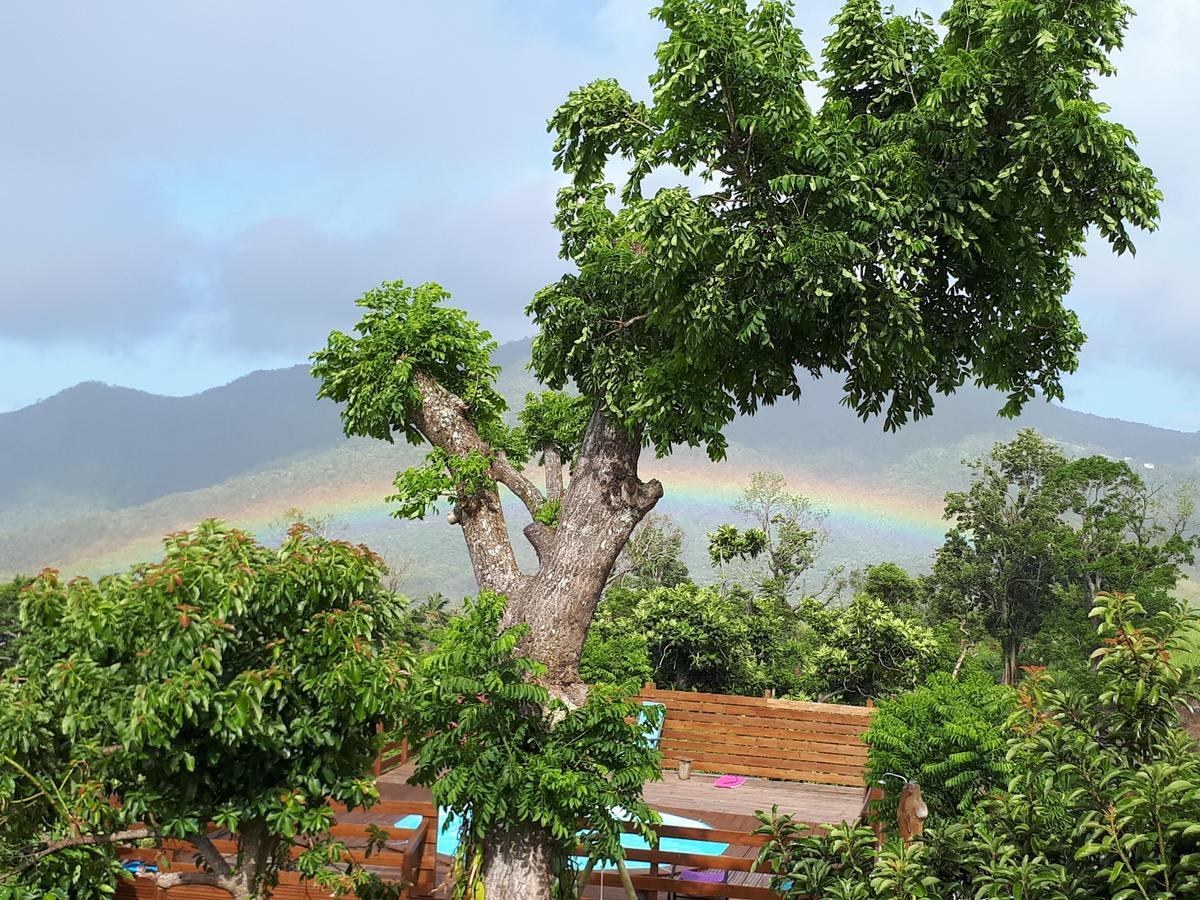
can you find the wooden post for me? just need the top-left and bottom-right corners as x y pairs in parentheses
(897, 781), (928, 844)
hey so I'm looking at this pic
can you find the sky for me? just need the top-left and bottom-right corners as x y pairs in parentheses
(1, 1), (1197, 430)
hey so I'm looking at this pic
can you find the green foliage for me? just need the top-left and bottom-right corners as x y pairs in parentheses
(312, 280), (505, 445)
(0, 575), (30, 671)
(933, 429), (1074, 683)
(387, 447), (496, 520)
(532, 0), (1158, 459)
(610, 513), (691, 590)
(1051, 456), (1198, 596)
(589, 582), (800, 696)
(857, 563), (926, 618)
(731, 472), (830, 600)
(401, 593), (661, 897)
(755, 593), (1200, 899)
(0, 521), (412, 898)
(797, 594), (942, 704)
(866, 672), (1015, 822)
(516, 391), (592, 466)
(579, 631), (654, 689)
(931, 428), (1197, 683)
(706, 524), (768, 567)
(533, 498), (563, 527)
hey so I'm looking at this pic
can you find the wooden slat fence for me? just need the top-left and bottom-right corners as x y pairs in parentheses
(640, 686), (874, 787)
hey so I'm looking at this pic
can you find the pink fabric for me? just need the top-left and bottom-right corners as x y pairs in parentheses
(679, 868), (727, 883)
(712, 775), (746, 789)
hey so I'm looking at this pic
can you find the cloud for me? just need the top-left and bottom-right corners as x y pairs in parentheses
(0, 0), (1195, 431)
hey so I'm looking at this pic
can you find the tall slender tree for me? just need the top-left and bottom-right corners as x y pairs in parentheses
(312, 1), (1159, 893)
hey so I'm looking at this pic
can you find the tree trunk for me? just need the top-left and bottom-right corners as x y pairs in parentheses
(411, 380), (662, 895)
(1001, 637), (1021, 686)
(501, 407), (661, 706)
(481, 821), (558, 900)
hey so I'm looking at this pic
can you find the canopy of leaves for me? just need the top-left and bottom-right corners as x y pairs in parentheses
(0, 521), (411, 896)
(932, 429), (1073, 674)
(311, 281), (505, 446)
(931, 428), (1197, 681)
(796, 593), (943, 703)
(588, 582), (801, 695)
(531, 0), (1159, 458)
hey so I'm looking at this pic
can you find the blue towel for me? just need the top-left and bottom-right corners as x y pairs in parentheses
(393, 813), (424, 830)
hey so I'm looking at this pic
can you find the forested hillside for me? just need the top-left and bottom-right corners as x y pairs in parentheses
(3, 339), (1197, 598)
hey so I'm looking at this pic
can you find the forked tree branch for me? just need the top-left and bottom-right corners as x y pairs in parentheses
(409, 371), (540, 591)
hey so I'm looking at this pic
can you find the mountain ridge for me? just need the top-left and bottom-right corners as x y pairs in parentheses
(3, 339), (1197, 597)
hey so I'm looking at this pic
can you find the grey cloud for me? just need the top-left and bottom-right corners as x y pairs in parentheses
(0, 1), (648, 354)
(0, 0), (1195, 419)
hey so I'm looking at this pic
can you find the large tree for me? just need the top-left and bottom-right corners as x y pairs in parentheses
(312, 0), (1158, 893)
(931, 429), (1073, 685)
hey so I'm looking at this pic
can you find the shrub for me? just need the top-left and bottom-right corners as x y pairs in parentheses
(0, 521), (411, 899)
(580, 630), (653, 687)
(865, 672), (1015, 822)
(401, 593), (661, 897)
(797, 594), (943, 704)
(755, 593), (1200, 899)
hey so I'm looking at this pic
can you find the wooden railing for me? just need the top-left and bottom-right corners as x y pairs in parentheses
(114, 800), (437, 899)
(582, 820), (780, 899)
(372, 723), (409, 776)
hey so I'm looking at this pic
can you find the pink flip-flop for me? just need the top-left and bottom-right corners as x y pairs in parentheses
(713, 775), (746, 789)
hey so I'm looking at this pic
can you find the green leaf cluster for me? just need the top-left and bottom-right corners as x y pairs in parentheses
(516, 391), (592, 466)
(311, 281), (505, 446)
(401, 593), (661, 897)
(0, 521), (412, 897)
(386, 448), (496, 520)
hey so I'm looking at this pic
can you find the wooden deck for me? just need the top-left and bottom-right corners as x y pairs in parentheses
(378, 763), (862, 831)
(377, 761), (864, 898)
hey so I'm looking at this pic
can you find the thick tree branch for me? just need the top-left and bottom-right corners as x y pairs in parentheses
(14, 827), (156, 874)
(523, 521), (556, 564)
(543, 445), (564, 500)
(155, 869), (248, 898)
(190, 830), (233, 877)
(409, 371), (528, 592)
(492, 452), (547, 519)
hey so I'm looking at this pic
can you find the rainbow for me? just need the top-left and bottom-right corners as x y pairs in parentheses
(43, 453), (948, 585)
(643, 459), (947, 544)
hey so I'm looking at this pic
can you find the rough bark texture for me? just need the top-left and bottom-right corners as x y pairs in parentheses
(543, 444), (564, 500)
(408, 374), (664, 897)
(480, 822), (558, 900)
(503, 408), (662, 706)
